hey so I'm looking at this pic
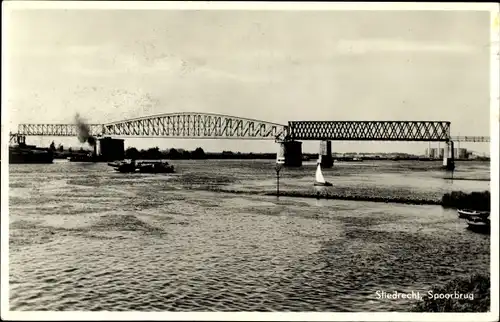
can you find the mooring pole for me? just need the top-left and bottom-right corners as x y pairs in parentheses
(275, 163), (282, 198)
(277, 170), (279, 197)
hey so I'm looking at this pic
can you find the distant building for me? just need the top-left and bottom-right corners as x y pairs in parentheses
(426, 147), (468, 159)
(454, 148), (468, 159)
(426, 148), (443, 159)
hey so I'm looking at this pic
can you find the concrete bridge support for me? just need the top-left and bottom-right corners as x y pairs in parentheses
(277, 140), (302, 167)
(319, 140), (334, 168)
(97, 137), (125, 161)
(442, 141), (455, 170)
(443, 142), (448, 167)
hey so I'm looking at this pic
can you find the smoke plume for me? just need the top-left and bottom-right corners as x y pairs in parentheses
(75, 113), (96, 146)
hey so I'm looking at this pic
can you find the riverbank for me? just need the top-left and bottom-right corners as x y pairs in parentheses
(263, 190), (442, 206)
(196, 187), (490, 209)
(442, 191), (491, 211)
(412, 273), (490, 312)
(202, 187), (440, 206)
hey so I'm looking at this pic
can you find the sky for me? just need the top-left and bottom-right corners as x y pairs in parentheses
(4, 8), (492, 154)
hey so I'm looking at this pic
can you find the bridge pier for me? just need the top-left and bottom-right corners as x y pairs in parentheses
(442, 141), (455, 171)
(319, 140), (333, 168)
(442, 142), (448, 167)
(277, 140), (302, 167)
(97, 137), (125, 161)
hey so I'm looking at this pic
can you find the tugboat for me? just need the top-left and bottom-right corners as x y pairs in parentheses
(68, 152), (96, 162)
(9, 134), (54, 164)
(108, 159), (137, 173)
(108, 159), (175, 173)
(68, 144), (98, 162)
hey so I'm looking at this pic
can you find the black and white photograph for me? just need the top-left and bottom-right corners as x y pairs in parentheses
(1, 1), (499, 321)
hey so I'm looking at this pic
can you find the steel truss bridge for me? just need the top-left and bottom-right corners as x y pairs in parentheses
(16, 113), (286, 141)
(14, 112), (489, 142)
(288, 121), (452, 141)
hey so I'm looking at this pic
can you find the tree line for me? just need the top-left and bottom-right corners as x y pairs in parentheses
(124, 147), (280, 160)
(125, 147), (207, 160)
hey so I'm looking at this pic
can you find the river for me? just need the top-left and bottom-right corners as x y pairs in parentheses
(8, 160), (490, 311)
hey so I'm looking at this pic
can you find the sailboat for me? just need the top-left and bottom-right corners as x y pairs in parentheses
(314, 156), (332, 186)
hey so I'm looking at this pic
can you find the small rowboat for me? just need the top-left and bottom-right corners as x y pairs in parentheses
(457, 209), (490, 219)
(466, 215), (490, 234)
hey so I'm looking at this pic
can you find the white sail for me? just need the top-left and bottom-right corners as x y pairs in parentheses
(315, 163), (326, 183)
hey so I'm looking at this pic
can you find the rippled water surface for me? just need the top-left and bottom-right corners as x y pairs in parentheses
(9, 160), (490, 311)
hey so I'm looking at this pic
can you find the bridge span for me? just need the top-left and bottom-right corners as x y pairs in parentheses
(13, 112), (489, 169)
(17, 113), (287, 140)
(17, 114), (457, 141)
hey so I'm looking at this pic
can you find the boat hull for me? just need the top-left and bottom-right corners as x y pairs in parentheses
(465, 215), (490, 234)
(466, 220), (490, 234)
(138, 165), (174, 173)
(116, 164), (138, 173)
(68, 155), (96, 162)
(457, 209), (490, 219)
(109, 160), (175, 174)
(9, 148), (54, 164)
(107, 161), (121, 168)
(314, 182), (332, 187)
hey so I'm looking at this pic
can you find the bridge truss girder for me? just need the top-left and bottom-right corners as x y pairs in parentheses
(17, 124), (104, 137)
(102, 113), (287, 140)
(288, 121), (452, 141)
(15, 116), (489, 143)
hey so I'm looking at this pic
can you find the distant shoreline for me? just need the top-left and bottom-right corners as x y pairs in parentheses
(54, 153), (491, 162)
(20, 143), (491, 162)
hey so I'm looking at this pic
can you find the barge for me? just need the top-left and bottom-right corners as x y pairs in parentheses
(9, 134), (54, 164)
